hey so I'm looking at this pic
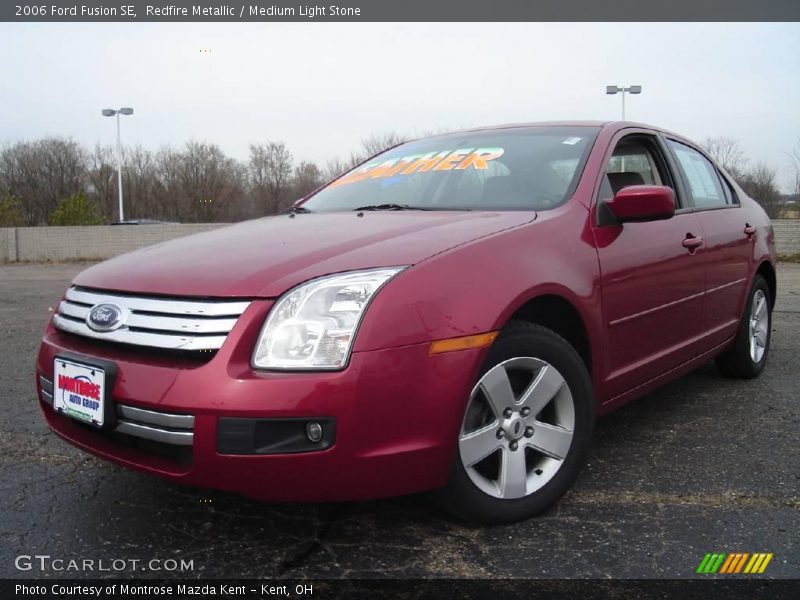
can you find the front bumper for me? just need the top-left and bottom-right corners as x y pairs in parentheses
(36, 301), (485, 502)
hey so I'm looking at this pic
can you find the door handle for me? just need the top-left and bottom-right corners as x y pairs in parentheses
(682, 234), (704, 252)
(744, 223), (756, 239)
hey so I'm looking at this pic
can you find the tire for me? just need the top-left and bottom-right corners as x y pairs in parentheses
(436, 321), (594, 525)
(715, 274), (772, 379)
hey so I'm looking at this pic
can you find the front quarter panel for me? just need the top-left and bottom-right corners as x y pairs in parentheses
(354, 201), (603, 392)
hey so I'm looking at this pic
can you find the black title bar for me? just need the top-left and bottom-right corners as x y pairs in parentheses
(3, 0), (800, 22)
(4, 579), (800, 600)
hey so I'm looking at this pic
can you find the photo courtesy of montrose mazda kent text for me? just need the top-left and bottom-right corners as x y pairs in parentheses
(37, 121), (776, 524)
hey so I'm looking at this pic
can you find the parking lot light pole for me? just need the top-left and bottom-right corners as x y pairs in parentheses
(101, 107), (134, 222)
(606, 85), (642, 120)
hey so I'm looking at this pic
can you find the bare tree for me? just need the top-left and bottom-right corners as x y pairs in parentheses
(702, 136), (747, 180)
(739, 162), (782, 218)
(151, 146), (184, 221)
(0, 193), (26, 226)
(360, 131), (407, 157)
(86, 144), (117, 221)
(248, 142), (293, 214)
(124, 145), (170, 220)
(788, 137), (800, 198)
(323, 157), (350, 181)
(324, 153), (363, 182)
(291, 161), (324, 199)
(176, 142), (245, 222)
(322, 131), (409, 182)
(0, 137), (87, 225)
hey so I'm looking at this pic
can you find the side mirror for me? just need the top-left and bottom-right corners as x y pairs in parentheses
(606, 185), (675, 223)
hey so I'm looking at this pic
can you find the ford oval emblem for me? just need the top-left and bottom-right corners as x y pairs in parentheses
(86, 303), (125, 332)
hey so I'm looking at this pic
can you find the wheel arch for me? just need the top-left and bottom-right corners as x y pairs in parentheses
(756, 260), (777, 307)
(503, 292), (594, 378)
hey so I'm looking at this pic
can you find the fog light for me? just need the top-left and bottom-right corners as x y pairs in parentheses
(306, 421), (323, 443)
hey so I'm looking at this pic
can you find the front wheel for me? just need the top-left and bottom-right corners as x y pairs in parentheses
(436, 321), (594, 525)
(715, 274), (772, 379)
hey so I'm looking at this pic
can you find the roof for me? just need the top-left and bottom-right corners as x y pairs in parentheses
(422, 120), (680, 138)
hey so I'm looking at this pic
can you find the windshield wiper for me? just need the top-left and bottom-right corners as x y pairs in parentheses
(353, 203), (431, 211)
(282, 205), (313, 214)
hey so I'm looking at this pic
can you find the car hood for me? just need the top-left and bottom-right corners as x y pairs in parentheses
(73, 211), (536, 298)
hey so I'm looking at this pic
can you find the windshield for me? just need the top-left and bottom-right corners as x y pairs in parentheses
(303, 126), (599, 212)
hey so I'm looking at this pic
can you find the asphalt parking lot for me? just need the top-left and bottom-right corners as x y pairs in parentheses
(1, 262), (798, 579)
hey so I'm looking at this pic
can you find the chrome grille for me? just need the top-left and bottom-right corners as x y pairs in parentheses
(53, 286), (250, 351)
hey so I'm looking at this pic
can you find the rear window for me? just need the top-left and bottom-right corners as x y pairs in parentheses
(302, 126), (599, 212)
(667, 140), (732, 209)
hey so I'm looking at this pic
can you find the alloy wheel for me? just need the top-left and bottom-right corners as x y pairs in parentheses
(459, 357), (575, 500)
(749, 289), (769, 363)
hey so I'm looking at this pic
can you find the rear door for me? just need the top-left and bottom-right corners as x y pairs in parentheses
(664, 139), (752, 350)
(592, 132), (707, 400)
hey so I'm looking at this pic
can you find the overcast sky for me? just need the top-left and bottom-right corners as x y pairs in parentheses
(1, 22), (798, 190)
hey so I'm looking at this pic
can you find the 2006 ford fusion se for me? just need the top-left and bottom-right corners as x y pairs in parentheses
(37, 121), (776, 524)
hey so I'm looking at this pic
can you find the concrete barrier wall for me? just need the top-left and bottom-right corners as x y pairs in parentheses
(773, 220), (800, 256)
(1, 219), (799, 263)
(0, 223), (227, 263)
(0, 228), (15, 263)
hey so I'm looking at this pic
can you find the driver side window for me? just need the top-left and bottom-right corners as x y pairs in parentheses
(601, 137), (665, 204)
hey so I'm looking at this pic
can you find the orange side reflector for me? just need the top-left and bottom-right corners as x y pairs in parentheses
(429, 332), (498, 354)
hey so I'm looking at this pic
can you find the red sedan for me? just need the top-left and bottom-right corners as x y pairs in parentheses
(37, 122), (776, 524)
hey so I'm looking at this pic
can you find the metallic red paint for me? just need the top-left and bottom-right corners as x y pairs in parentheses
(36, 121), (776, 502)
(72, 211), (535, 298)
(37, 312), (485, 500)
(606, 185), (675, 222)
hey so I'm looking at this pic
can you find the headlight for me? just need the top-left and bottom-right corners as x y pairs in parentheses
(252, 267), (406, 370)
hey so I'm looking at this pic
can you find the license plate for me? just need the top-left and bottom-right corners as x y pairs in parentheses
(53, 358), (106, 427)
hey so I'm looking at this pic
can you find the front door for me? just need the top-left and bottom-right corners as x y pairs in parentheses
(592, 133), (707, 400)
